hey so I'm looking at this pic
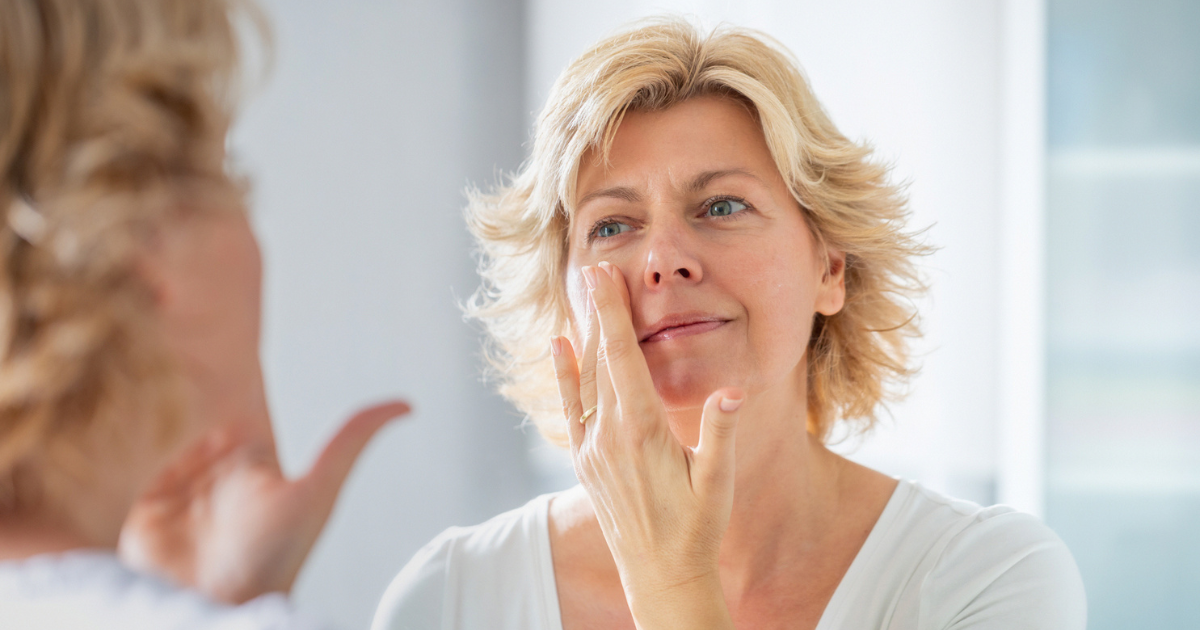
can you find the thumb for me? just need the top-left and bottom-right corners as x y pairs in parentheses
(302, 400), (411, 506)
(693, 388), (743, 496)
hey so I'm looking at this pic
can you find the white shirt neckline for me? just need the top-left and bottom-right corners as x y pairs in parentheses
(532, 479), (912, 630)
(530, 493), (565, 630)
(375, 476), (1084, 630)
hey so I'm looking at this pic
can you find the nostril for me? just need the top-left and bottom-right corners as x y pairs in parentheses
(653, 271), (661, 284)
(678, 268), (690, 279)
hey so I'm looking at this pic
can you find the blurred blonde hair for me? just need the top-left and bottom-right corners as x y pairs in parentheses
(467, 18), (927, 446)
(0, 0), (264, 512)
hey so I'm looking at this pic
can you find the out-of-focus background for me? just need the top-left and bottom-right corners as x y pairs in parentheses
(228, 0), (1199, 628)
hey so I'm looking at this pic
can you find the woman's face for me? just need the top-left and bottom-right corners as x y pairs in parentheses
(566, 95), (845, 414)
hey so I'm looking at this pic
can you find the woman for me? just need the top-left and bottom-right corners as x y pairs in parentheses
(0, 1), (407, 627)
(375, 19), (1085, 630)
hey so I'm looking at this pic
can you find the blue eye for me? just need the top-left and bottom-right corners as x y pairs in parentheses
(594, 221), (632, 239)
(707, 199), (748, 217)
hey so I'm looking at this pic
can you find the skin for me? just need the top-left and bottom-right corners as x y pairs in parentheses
(0, 204), (409, 605)
(548, 95), (898, 629)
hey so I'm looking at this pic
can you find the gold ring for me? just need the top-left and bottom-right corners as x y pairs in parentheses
(579, 405), (598, 423)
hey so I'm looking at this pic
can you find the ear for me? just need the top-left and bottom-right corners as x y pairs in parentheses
(814, 247), (846, 316)
(131, 227), (173, 310)
(131, 221), (191, 316)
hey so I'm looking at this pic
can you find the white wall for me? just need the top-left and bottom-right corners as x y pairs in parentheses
(230, 1), (532, 627)
(526, 0), (1011, 503)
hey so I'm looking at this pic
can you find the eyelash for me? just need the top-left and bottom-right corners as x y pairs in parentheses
(586, 216), (637, 244)
(702, 195), (751, 219)
(584, 195), (753, 244)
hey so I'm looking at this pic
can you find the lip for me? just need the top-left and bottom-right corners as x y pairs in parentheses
(639, 313), (731, 343)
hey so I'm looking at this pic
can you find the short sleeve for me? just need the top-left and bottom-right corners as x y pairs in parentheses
(923, 511), (1087, 630)
(371, 530), (457, 630)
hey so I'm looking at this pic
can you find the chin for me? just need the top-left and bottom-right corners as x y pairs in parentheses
(649, 363), (730, 411)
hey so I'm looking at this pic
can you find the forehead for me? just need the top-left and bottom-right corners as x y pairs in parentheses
(575, 95), (779, 201)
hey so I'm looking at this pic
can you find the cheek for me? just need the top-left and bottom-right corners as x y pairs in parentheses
(734, 242), (820, 363)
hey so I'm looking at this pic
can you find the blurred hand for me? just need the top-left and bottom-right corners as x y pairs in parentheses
(119, 400), (410, 604)
(552, 261), (740, 630)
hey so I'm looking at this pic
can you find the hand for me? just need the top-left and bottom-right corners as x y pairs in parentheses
(551, 261), (742, 629)
(119, 400), (410, 604)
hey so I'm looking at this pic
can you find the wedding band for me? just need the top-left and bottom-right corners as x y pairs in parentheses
(579, 405), (598, 423)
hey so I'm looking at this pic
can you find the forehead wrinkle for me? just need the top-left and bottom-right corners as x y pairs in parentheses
(577, 185), (642, 209)
(688, 168), (760, 193)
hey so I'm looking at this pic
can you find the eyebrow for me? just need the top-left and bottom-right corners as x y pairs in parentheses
(577, 185), (641, 207)
(576, 168), (760, 208)
(690, 168), (763, 193)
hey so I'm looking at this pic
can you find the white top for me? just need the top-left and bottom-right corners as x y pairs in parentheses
(0, 550), (325, 630)
(373, 480), (1087, 630)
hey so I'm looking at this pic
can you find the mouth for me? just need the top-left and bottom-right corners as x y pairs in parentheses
(639, 314), (730, 344)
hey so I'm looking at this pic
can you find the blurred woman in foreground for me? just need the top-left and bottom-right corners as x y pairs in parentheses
(0, 1), (406, 627)
(376, 19), (1086, 630)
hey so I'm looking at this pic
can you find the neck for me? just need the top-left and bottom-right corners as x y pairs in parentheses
(663, 372), (847, 592)
(722, 386), (845, 588)
(0, 462), (140, 562)
(0, 356), (271, 564)
(180, 353), (273, 445)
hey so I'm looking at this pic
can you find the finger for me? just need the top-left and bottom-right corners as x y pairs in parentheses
(593, 320), (617, 435)
(302, 400), (411, 504)
(596, 263), (630, 431)
(578, 267), (603, 418)
(693, 388), (743, 496)
(551, 336), (587, 453)
(602, 260), (632, 312)
(140, 425), (239, 498)
(591, 262), (657, 419)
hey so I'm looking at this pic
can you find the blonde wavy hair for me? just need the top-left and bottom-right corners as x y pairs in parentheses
(467, 18), (927, 446)
(0, 0), (263, 512)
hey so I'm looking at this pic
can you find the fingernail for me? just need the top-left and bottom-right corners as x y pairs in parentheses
(598, 261), (614, 278)
(582, 266), (597, 289)
(550, 336), (562, 357)
(720, 396), (743, 412)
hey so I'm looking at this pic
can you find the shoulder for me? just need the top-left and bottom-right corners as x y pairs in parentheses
(373, 493), (560, 630)
(0, 551), (323, 630)
(881, 482), (1087, 629)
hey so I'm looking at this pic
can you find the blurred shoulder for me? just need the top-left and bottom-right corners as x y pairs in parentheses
(372, 493), (561, 630)
(0, 550), (323, 630)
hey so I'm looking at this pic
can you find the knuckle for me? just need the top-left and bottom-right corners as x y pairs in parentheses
(560, 398), (579, 421)
(592, 426), (616, 453)
(553, 367), (571, 383)
(706, 416), (736, 440)
(590, 285), (614, 310)
(628, 433), (652, 457)
(613, 420), (646, 449)
(602, 335), (634, 362)
(700, 465), (731, 492)
(632, 400), (658, 420)
(553, 358), (573, 380)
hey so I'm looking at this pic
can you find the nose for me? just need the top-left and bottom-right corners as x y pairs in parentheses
(642, 224), (703, 288)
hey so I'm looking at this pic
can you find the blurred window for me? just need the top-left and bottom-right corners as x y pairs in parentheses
(1046, 0), (1200, 627)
